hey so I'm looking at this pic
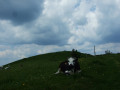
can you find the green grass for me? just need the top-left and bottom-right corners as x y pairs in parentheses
(0, 51), (120, 90)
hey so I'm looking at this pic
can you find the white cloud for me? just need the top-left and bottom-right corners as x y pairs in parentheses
(1, 0), (119, 45)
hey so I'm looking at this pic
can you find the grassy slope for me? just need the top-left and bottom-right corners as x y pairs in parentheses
(0, 51), (120, 90)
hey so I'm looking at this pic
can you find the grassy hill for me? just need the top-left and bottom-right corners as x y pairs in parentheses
(0, 51), (120, 90)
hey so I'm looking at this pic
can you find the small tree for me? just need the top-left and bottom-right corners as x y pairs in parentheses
(71, 49), (81, 58)
(105, 50), (112, 54)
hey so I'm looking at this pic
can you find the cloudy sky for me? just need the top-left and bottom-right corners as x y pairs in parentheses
(0, 0), (120, 66)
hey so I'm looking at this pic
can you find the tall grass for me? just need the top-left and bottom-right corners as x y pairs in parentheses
(0, 51), (120, 90)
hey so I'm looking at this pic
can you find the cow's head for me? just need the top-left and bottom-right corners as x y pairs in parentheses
(68, 57), (75, 65)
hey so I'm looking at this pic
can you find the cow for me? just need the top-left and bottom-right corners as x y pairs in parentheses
(0, 65), (3, 70)
(55, 57), (81, 75)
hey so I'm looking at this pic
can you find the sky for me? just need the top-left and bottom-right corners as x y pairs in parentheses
(0, 0), (120, 66)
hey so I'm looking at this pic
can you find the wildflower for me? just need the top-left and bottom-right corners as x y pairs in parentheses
(22, 83), (25, 86)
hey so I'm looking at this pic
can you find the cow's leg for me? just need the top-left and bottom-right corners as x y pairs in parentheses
(74, 61), (82, 73)
(54, 68), (61, 74)
(65, 70), (71, 75)
(77, 70), (82, 73)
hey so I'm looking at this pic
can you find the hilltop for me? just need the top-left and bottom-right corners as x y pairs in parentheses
(0, 51), (120, 90)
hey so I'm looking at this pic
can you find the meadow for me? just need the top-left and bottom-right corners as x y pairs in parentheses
(0, 51), (120, 90)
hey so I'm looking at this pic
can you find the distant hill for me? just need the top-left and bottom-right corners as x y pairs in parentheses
(0, 51), (120, 90)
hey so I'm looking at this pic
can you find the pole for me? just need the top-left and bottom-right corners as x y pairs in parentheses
(94, 45), (96, 56)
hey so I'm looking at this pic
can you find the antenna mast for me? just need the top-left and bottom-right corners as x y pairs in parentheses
(94, 45), (96, 56)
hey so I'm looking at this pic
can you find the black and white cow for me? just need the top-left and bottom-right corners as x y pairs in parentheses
(55, 57), (81, 75)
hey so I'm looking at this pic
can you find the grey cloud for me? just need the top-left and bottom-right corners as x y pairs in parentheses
(0, 16), (71, 46)
(0, 0), (44, 25)
(102, 29), (120, 43)
(96, 3), (120, 44)
(0, 0), (71, 46)
(75, 17), (87, 25)
(31, 18), (71, 45)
